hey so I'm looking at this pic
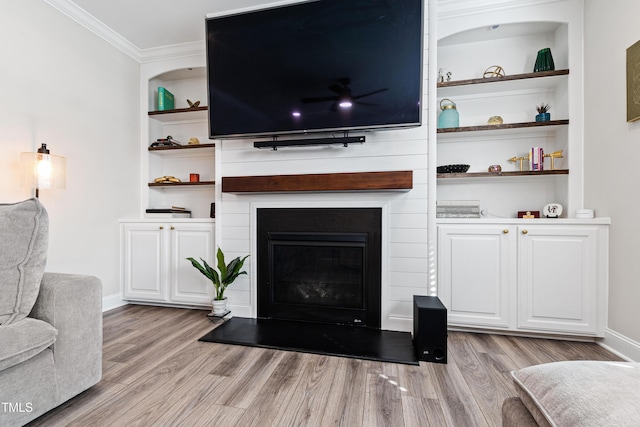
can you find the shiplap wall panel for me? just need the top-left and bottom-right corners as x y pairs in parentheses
(216, 7), (430, 331)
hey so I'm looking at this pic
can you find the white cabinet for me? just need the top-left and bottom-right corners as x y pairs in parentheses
(438, 224), (515, 329)
(121, 220), (214, 306)
(438, 220), (608, 337)
(517, 225), (606, 335)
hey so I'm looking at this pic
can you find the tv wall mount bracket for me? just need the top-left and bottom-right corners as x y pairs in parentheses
(253, 134), (365, 150)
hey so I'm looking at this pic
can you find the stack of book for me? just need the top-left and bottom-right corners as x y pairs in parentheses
(436, 200), (481, 218)
(145, 207), (191, 218)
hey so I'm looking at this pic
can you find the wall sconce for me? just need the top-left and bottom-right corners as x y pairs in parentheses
(20, 144), (66, 198)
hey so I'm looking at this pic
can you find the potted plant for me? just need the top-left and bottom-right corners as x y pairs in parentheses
(536, 103), (551, 122)
(187, 248), (249, 315)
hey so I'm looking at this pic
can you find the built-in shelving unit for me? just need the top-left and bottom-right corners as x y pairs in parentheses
(436, 18), (576, 218)
(142, 66), (214, 219)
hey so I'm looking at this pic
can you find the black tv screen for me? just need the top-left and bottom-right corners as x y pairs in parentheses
(206, 0), (423, 139)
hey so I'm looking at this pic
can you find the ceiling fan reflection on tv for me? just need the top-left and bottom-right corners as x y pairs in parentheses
(301, 78), (388, 111)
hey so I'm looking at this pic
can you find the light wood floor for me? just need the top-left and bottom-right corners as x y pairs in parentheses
(28, 305), (622, 427)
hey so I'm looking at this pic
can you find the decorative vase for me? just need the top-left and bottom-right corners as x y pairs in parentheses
(533, 48), (555, 72)
(438, 98), (459, 128)
(535, 112), (551, 122)
(211, 297), (228, 315)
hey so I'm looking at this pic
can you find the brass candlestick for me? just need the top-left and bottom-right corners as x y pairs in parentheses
(544, 150), (563, 170)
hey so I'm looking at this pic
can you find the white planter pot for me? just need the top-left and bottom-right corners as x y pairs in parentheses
(211, 298), (228, 315)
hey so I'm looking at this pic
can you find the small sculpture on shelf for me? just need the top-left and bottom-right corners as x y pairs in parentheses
(188, 137), (200, 145)
(536, 103), (551, 122)
(149, 135), (181, 148)
(187, 99), (201, 109)
(153, 175), (181, 184)
(487, 115), (503, 125)
(509, 153), (530, 171)
(483, 65), (505, 78)
(544, 150), (564, 170)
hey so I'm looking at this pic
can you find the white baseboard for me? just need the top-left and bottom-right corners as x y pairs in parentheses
(598, 328), (640, 362)
(102, 293), (128, 312)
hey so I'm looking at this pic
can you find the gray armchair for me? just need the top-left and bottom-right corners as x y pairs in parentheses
(0, 199), (102, 426)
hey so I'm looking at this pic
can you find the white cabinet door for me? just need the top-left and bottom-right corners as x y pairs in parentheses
(517, 225), (601, 335)
(170, 223), (214, 304)
(438, 225), (515, 328)
(122, 223), (169, 302)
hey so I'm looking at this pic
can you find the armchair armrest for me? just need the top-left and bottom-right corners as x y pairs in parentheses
(29, 272), (102, 401)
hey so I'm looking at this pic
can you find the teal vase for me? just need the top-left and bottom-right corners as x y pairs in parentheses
(534, 48), (555, 72)
(438, 98), (459, 129)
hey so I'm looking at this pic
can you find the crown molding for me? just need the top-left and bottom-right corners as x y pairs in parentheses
(438, 0), (562, 20)
(43, 0), (142, 61)
(139, 40), (206, 63)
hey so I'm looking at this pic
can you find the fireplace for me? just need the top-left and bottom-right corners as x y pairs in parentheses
(257, 208), (382, 328)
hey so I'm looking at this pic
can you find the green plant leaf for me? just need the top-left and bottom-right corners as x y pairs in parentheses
(216, 248), (228, 282)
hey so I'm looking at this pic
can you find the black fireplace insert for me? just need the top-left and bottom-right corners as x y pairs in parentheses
(257, 208), (382, 328)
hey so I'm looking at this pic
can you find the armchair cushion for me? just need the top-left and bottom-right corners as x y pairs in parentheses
(0, 198), (48, 325)
(511, 360), (640, 426)
(0, 317), (57, 370)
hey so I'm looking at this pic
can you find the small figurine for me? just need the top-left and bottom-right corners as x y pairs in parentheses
(483, 65), (505, 78)
(187, 99), (201, 109)
(446, 71), (452, 82)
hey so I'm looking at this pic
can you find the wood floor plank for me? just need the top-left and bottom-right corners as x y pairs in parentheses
(234, 351), (306, 426)
(320, 357), (368, 426)
(26, 305), (625, 427)
(446, 336), (509, 426)
(275, 353), (341, 426)
(363, 370), (405, 426)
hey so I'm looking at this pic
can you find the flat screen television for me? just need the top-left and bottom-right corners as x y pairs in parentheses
(206, 0), (423, 139)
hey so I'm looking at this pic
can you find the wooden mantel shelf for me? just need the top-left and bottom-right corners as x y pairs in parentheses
(222, 171), (413, 193)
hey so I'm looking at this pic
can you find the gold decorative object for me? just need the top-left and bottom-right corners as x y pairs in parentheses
(509, 153), (531, 171)
(483, 65), (505, 78)
(154, 175), (181, 184)
(188, 137), (200, 145)
(544, 150), (563, 170)
(187, 99), (201, 109)
(487, 115), (503, 125)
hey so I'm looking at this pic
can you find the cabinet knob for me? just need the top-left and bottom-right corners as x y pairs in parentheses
(522, 229), (528, 235)
(159, 226), (164, 230)
(170, 226), (175, 230)
(503, 229), (509, 234)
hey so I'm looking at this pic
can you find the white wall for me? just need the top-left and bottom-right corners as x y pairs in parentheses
(216, 7), (431, 332)
(0, 1), (140, 300)
(585, 0), (640, 358)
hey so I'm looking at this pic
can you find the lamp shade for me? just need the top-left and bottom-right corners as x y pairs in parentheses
(20, 144), (66, 191)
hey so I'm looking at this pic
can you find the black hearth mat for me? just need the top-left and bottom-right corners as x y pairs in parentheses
(199, 317), (419, 365)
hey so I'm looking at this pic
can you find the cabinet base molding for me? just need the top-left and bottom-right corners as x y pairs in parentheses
(124, 301), (211, 311)
(447, 325), (602, 342)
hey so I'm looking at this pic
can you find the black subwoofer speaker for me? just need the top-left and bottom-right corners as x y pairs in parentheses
(413, 295), (447, 363)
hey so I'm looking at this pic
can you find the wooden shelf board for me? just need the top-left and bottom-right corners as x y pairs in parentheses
(437, 120), (569, 134)
(437, 69), (569, 88)
(437, 169), (569, 179)
(222, 171), (413, 193)
(148, 143), (215, 152)
(148, 106), (208, 115)
(148, 181), (215, 187)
